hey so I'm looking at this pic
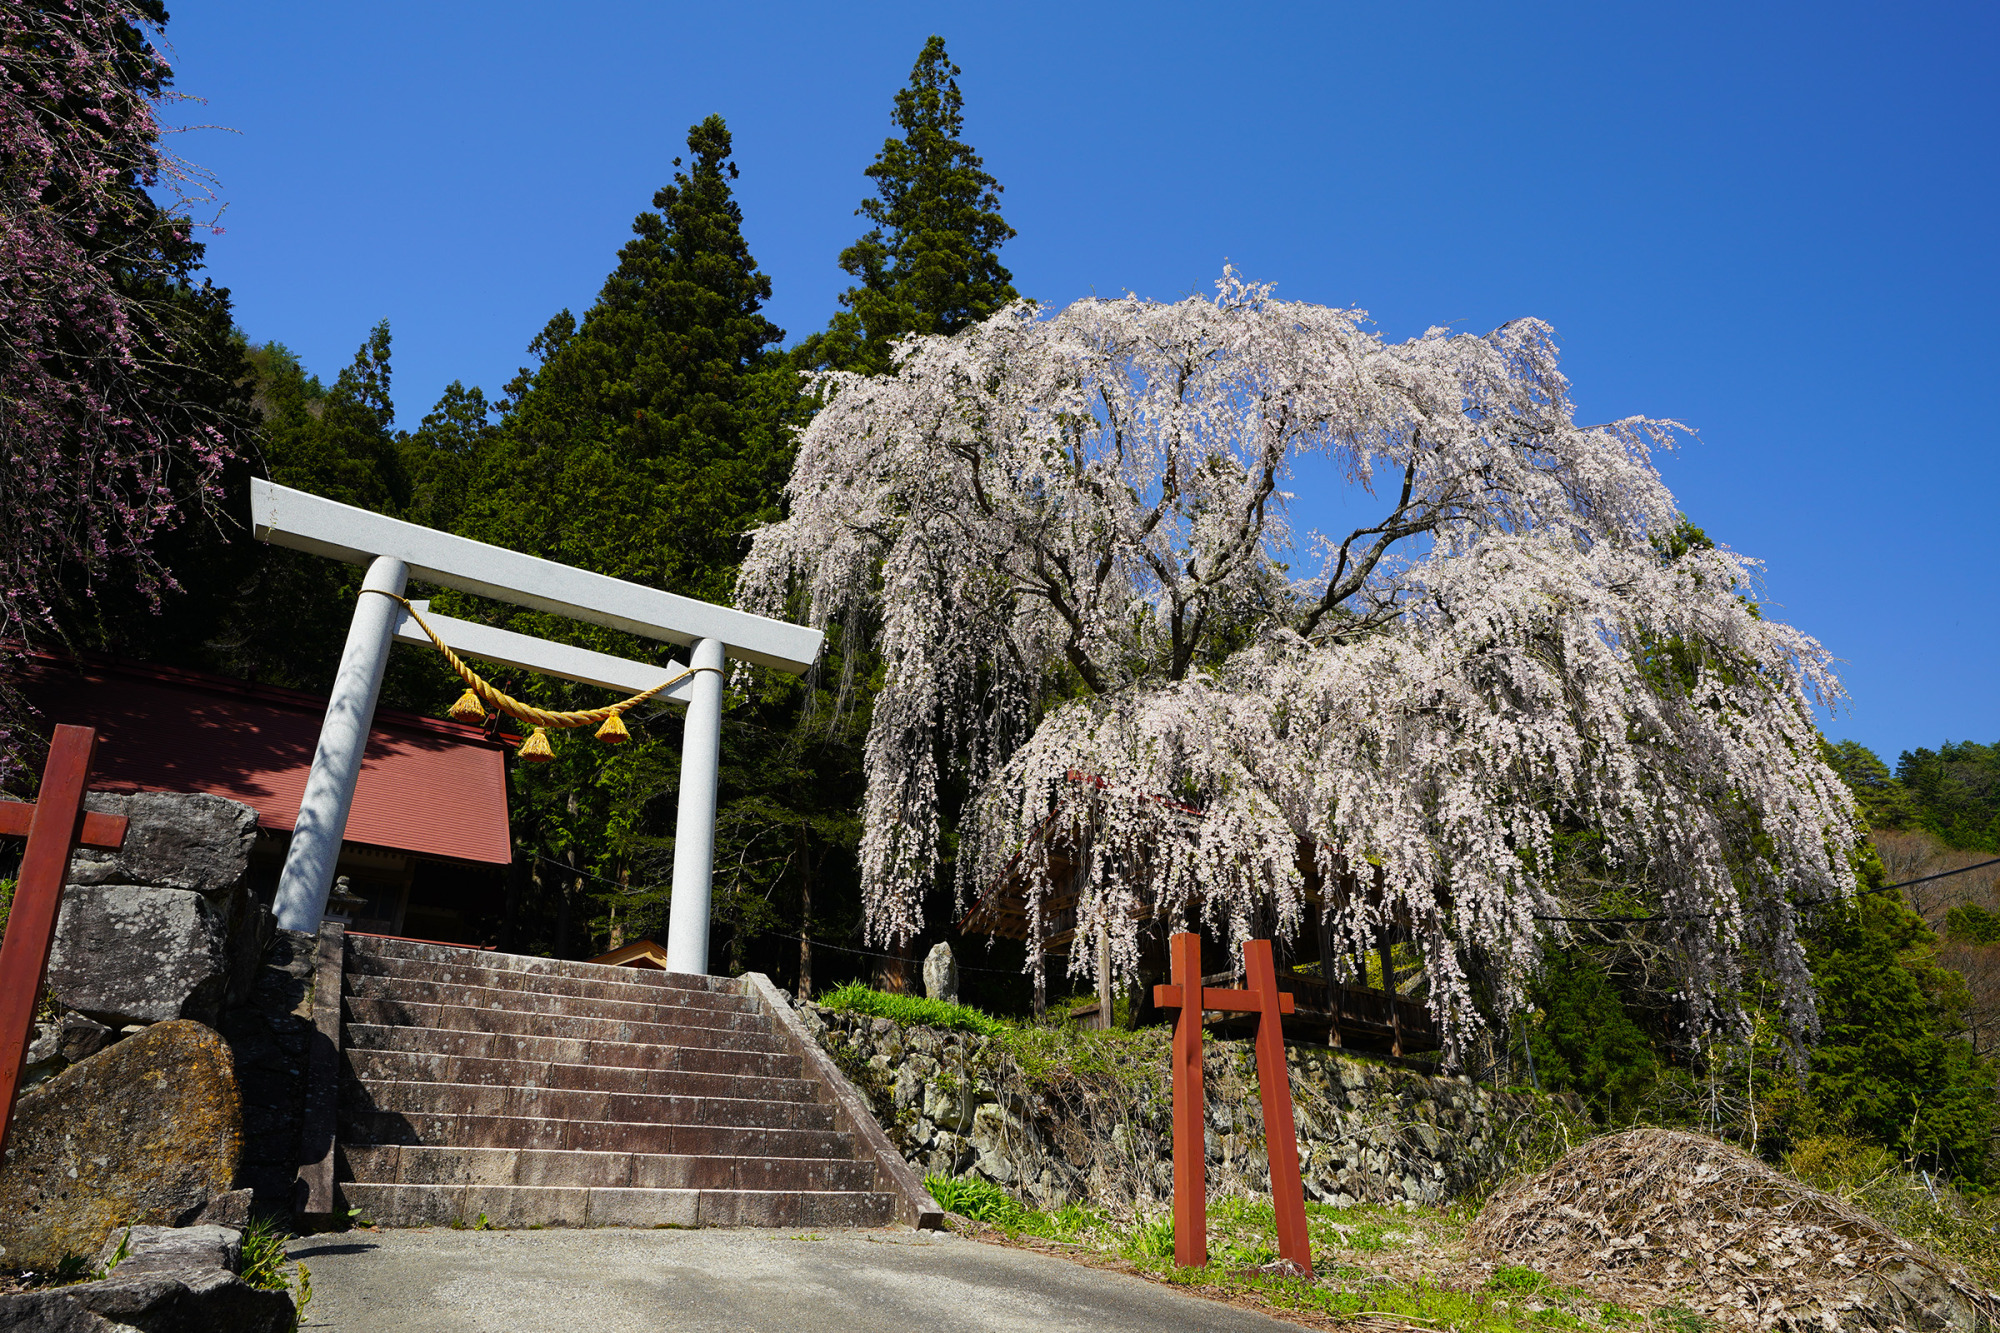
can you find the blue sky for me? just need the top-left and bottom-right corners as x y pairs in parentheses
(162, 1), (1996, 762)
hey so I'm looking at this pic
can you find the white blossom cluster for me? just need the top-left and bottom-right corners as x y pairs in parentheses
(739, 270), (1857, 1047)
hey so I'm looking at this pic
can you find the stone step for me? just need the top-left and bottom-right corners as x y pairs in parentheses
(338, 1108), (856, 1160)
(343, 974), (768, 1029)
(341, 1024), (804, 1079)
(346, 936), (738, 993)
(344, 1049), (821, 1105)
(341, 1077), (836, 1132)
(340, 1181), (896, 1229)
(340, 997), (785, 1051)
(342, 1144), (879, 1193)
(345, 953), (763, 1013)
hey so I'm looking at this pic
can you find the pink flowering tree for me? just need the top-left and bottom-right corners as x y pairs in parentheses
(740, 271), (1860, 1050)
(0, 0), (235, 782)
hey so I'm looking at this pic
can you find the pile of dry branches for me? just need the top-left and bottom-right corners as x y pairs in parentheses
(1468, 1128), (1999, 1331)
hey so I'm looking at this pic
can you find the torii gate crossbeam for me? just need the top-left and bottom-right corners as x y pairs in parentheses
(250, 480), (823, 976)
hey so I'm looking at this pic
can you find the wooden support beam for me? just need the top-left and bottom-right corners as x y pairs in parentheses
(0, 726), (127, 1169)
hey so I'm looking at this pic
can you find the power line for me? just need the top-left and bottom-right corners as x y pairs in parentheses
(1536, 855), (2000, 926)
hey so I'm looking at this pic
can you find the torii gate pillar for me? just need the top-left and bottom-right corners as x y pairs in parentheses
(664, 637), (725, 974)
(273, 555), (407, 933)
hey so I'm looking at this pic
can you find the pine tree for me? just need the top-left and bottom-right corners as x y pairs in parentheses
(471, 115), (790, 604)
(800, 36), (1018, 374)
(455, 116), (820, 959)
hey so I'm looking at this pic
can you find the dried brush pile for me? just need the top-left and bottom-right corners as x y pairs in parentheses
(1469, 1128), (1999, 1332)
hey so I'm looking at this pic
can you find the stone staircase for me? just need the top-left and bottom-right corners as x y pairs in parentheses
(329, 934), (929, 1229)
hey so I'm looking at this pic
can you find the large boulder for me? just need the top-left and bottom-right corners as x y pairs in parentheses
(46, 792), (267, 1028)
(46, 886), (229, 1027)
(0, 1225), (293, 1332)
(0, 1021), (242, 1272)
(66, 793), (256, 898)
(1470, 1128), (2000, 1332)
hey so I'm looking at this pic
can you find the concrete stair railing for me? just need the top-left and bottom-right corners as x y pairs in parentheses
(322, 933), (938, 1230)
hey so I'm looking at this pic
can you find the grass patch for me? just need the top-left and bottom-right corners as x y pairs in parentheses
(926, 1173), (1029, 1228)
(819, 983), (1007, 1037)
(926, 1177), (1684, 1331)
(241, 1215), (313, 1331)
(1784, 1133), (2000, 1289)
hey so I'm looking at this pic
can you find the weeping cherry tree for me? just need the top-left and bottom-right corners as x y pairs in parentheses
(738, 271), (1858, 1054)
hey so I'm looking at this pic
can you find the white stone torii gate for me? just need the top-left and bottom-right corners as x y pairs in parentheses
(250, 479), (824, 976)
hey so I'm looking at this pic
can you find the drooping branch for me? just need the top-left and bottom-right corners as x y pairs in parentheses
(737, 271), (1851, 1054)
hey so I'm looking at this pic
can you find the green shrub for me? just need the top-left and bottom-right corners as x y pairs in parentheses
(820, 982), (1007, 1036)
(923, 1173), (1026, 1227)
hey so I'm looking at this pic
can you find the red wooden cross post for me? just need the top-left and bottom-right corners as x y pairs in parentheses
(1153, 932), (1312, 1274)
(0, 726), (126, 1167)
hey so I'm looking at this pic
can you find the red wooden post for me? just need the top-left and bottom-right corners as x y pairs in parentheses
(1243, 937), (1313, 1274)
(1153, 931), (1310, 1274)
(0, 726), (126, 1167)
(1165, 931), (1207, 1266)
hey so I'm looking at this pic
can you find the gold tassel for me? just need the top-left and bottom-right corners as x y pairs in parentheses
(447, 688), (486, 723)
(595, 712), (630, 744)
(517, 727), (555, 763)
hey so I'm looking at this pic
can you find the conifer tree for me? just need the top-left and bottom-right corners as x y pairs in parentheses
(456, 116), (815, 960)
(800, 36), (1017, 373)
(472, 114), (789, 604)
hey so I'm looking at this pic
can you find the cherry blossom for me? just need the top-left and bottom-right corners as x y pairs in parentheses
(740, 271), (1856, 1047)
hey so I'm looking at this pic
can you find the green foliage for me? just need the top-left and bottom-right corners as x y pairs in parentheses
(1526, 951), (1659, 1124)
(1823, 739), (1920, 832)
(1786, 1133), (2000, 1289)
(1898, 740), (2000, 851)
(0, 878), (13, 940)
(819, 981), (1005, 1036)
(924, 1173), (1027, 1227)
(1771, 893), (1997, 1181)
(1945, 904), (2000, 944)
(474, 113), (790, 605)
(798, 36), (1017, 374)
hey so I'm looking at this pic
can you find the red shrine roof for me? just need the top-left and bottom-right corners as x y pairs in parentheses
(13, 654), (513, 866)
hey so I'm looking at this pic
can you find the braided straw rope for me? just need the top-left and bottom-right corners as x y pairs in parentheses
(363, 589), (705, 730)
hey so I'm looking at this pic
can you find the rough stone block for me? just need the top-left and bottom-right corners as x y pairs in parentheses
(66, 792), (256, 897)
(0, 1020), (241, 1271)
(922, 942), (959, 1003)
(47, 884), (230, 1027)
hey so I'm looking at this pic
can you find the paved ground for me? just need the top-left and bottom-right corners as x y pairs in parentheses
(287, 1227), (1297, 1333)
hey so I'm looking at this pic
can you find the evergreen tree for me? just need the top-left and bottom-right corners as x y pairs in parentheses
(472, 114), (790, 604)
(1526, 950), (1660, 1123)
(1824, 739), (1920, 833)
(799, 36), (1017, 374)
(455, 116), (839, 962)
(400, 380), (497, 535)
(1780, 892), (1996, 1181)
(1897, 740), (2000, 851)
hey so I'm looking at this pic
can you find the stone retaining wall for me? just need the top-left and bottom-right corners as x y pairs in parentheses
(793, 999), (1560, 1214)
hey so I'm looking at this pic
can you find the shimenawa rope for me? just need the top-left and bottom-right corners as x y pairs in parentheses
(361, 589), (715, 762)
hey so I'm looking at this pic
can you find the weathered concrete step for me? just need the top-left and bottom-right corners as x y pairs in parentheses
(341, 997), (785, 1051)
(339, 1109), (856, 1160)
(341, 1182), (895, 1229)
(342, 1144), (879, 1193)
(342, 1024), (803, 1079)
(344, 974), (769, 1029)
(345, 1048), (821, 1104)
(342, 1077), (836, 1131)
(347, 936), (739, 993)
(345, 953), (763, 1013)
